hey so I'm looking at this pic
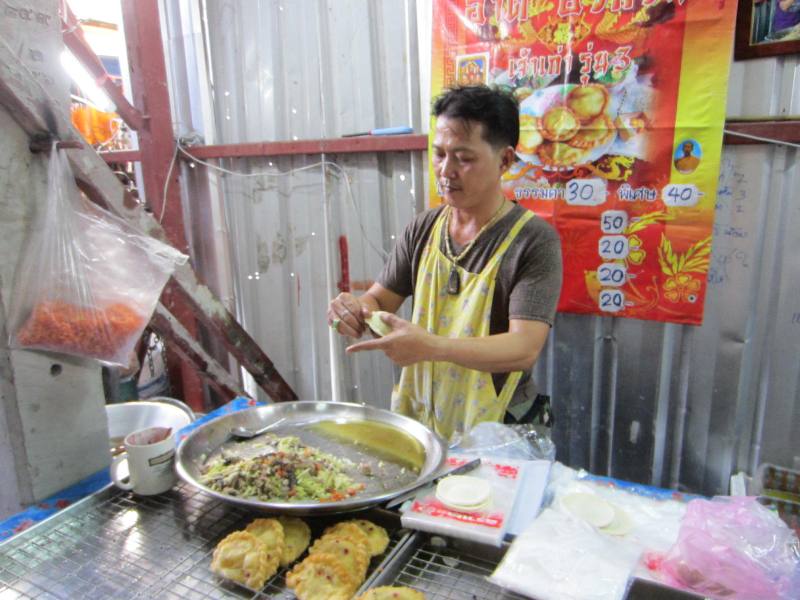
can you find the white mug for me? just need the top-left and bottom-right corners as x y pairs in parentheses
(110, 426), (177, 495)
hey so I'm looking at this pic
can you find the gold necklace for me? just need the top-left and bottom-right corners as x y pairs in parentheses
(443, 198), (507, 295)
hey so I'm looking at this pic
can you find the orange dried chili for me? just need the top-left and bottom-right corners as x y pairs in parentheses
(16, 300), (146, 361)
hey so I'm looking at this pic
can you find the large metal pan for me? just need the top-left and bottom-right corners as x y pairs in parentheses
(176, 401), (448, 515)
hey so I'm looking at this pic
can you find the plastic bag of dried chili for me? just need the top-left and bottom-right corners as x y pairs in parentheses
(6, 145), (187, 366)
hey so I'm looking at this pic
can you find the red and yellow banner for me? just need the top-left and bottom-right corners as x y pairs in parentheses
(431, 0), (737, 324)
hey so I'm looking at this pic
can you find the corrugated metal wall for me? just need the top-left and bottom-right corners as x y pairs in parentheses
(161, 0), (799, 497)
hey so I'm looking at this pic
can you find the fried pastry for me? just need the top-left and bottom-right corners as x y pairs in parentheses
(568, 115), (616, 149)
(355, 586), (427, 600)
(277, 515), (311, 566)
(540, 107), (580, 142)
(566, 85), (609, 122)
(210, 531), (272, 590)
(310, 535), (370, 585)
(244, 518), (284, 577)
(347, 519), (390, 556)
(286, 553), (358, 600)
(537, 142), (590, 168)
(517, 115), (543, 153)
(518, 129), (544, 153)
(322, 521), (371, 555)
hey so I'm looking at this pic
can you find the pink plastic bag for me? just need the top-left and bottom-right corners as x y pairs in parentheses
(655, 496), (800, 599)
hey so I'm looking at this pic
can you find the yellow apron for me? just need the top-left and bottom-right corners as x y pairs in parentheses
(391, 208), (534, 441)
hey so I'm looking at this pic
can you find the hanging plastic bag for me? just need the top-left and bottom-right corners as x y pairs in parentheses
(7, 145), (187, 366)
(651, 496), (800, 599)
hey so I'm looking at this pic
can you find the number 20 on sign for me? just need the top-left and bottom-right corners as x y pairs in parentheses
(599, 289), (625, 313)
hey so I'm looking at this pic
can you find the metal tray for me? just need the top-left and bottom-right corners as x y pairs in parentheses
(176, 401), (448, 515)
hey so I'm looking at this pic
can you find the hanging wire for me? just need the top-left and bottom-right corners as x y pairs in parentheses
(166, 143), (389, 260)
(159, 143), (180, 223)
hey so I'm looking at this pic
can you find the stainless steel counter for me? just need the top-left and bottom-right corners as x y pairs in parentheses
(0, 480), (706, 599)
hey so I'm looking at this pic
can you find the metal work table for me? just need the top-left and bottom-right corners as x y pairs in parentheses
(0, 480), (526, 599)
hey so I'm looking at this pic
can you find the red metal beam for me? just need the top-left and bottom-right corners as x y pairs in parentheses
(184, 134), (429, 160)
(170, 120), (800, 165)
(161, 280), (298, 402)
(61, 2), (145, 131)
(723, 120), (800, 146)
(99, 149), (142, 163)
(121, 0), (204, 410)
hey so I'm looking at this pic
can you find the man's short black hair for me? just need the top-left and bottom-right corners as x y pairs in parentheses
(432, 85), (519, 150)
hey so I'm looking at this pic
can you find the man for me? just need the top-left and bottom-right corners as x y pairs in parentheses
(327, 85), (563, 441)
(674, 141), (700, 174)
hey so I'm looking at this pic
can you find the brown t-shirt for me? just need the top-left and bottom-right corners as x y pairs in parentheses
(378, 203), (563, 405)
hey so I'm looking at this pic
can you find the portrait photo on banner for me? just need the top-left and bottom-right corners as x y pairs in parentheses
(735, 0), (800, 59)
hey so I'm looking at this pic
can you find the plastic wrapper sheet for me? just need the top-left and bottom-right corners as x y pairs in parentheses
(491, 508), (640, 600)
(491, 472), (688, 600)
(452, 421), (556, 461)
(7, 146), (187, 365)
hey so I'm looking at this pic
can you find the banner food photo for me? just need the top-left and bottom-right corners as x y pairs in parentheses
(431, 0), (738, 324)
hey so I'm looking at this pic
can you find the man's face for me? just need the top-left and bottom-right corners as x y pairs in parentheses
(683, 142), (694, 156)
(432, 116), (511, 209)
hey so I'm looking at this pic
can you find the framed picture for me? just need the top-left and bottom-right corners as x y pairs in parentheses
(735, 0), (800, 59)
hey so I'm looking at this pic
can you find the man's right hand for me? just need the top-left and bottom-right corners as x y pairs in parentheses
(327, 292), (368, 338)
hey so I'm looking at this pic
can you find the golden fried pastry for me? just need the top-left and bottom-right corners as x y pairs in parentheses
(518, 128), (544, 154)
(277, 515), (311, 566)
(517, 115), (543, 153)
(513, 86), (534, 102)
(210, 531), (272, 590)
(537, 142), (590, 168)
(347, 519), (390, 557)
(520, 114), (539, 130)
(310, 535), (369, 585)
(244, 518), (284, 577)
(568, 115), (616, 149)
(566, 85), (609, 122)
(540, 107), (580, 142)
(286, 553), (358, 600)
(323, 521), (371, 555)
(355, 586), (427, 600)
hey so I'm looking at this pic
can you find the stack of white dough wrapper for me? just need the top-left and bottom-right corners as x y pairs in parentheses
(490, 466), (687, 600)
(401, 455), (543, 546)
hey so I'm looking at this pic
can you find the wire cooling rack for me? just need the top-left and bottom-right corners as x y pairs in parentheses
(366, 534), (527, 600)
(0, 482), (404, 599)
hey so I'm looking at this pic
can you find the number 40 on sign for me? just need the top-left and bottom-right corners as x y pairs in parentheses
(662, 184), (701, 207)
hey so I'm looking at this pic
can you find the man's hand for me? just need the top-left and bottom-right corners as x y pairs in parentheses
(327, 292), (368, 338)
(346, 312), (441, 366)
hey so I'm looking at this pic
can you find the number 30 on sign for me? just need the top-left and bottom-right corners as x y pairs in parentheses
(566, 179), (607, 206)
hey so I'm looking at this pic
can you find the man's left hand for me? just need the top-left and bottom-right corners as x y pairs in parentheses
(345, 312), (440, 366)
